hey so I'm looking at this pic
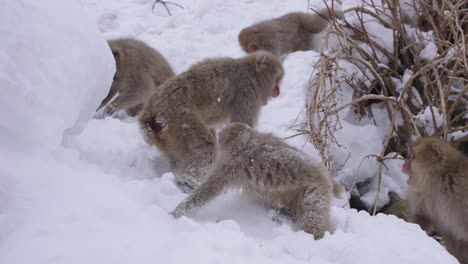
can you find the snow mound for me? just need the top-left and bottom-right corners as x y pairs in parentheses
(0, 0), (114, 152)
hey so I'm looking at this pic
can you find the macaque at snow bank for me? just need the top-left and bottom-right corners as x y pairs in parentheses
(403, 137), (468, 264)
(95, 38), (175, 118)
(171, 123), (335, 239)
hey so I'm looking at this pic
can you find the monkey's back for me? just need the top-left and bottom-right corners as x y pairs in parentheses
(109, 38), (174, 88)
(254, 11), (335, 54)
(236, 131), (332, 208)
(258, 14), (303, 55)
(147, 56), (260, 124)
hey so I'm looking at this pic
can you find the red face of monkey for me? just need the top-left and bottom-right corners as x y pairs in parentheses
(262, 72), (282, 105)
(402, 151), (415, 183)
(246, 44), (257, 53)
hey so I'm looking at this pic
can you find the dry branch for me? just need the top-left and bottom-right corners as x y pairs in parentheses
(304, 0), (467, 213)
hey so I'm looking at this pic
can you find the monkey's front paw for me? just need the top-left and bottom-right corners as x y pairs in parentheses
(169, 209), (184, 219)
(271, 208), (297, 224)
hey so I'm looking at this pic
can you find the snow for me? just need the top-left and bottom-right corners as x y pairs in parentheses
(415, 106), (444, 135)
(0, 0), (114, 152)
(419, 42), (438, 60)
(0, 0), (458, 263)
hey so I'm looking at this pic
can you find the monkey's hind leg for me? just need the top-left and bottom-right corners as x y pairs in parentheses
(296, 186), (331, 239)
(171, 112), (217, 192)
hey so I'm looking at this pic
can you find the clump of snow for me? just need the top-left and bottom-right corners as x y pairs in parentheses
(415, 106), (444, 135)
(0, 0), (459, 263)
(419, 42), (438, 60)
(0, 0), (114, 152)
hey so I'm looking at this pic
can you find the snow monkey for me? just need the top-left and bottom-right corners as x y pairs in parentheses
(171, 122), (334, 239)
(139, 51), (284, 191)
(95, 38), (175, 118)
(403, 137), (468, 264)
(238, 7), (344, 58)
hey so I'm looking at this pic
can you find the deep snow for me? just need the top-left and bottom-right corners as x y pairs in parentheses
(0, 0), (459, 263)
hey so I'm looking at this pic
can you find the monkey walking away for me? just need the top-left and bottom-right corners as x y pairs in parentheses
(238, 7), (344, 58)
(171, 123), (334, 239)
(95, 38), (175, 118)
(403, 137), (468, 264)
(139, 51), (284, 191)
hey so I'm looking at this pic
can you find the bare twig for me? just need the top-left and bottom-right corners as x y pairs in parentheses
(304, 0), (467, 213)
(152, 0), (184, 16)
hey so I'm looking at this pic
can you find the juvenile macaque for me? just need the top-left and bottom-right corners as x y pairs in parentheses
(171, 123), (334, 239)
(238, 8), (344, 57)
(95, 38), (175, 118)
(403, 137), (468, 264)
(139, 51), (284, 191)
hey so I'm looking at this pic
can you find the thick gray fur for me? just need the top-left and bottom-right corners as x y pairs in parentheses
(139, 52), (284, 191)
(408, 137), (468, 264)
(238, 8), (344, 57)
(171, 122), (333, 239)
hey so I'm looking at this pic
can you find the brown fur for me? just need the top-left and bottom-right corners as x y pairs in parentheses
(238, 8), (344, 57)
(139, 51), (284, 190)
(379, 192), (409, 221)
(95, 38), (175, 118)
(171, 122), (334, 239)
(403, 137), (468, 264)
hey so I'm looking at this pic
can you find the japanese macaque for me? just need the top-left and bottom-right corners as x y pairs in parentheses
(95, 38), (175, 118)
(238, 7), (344, 57)
(139, 51), (284, 191)
(403, 137), (468, 264)
(171, 122), (334, 239)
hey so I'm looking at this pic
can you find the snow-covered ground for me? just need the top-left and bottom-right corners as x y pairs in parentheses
(0, 0), (459, 263)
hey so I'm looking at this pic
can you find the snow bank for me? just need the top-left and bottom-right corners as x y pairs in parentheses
(0, 0), (114, 152)
(1, 119), (456, 264)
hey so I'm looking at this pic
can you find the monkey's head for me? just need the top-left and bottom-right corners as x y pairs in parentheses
(218, 122), (252, 149)
(238, 26), (278, 56)
(95, 41), (140, 118)
(248, 51), (284, 105)
(402, 137), (456, 187)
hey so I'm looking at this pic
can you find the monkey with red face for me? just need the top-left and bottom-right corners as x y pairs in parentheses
(403, 137), (468, 264)
(139, 51), (284, 191)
